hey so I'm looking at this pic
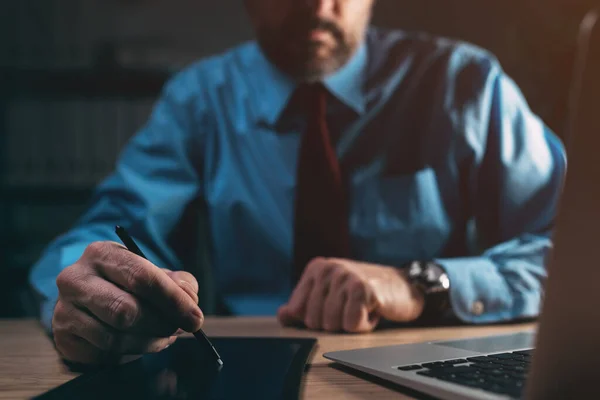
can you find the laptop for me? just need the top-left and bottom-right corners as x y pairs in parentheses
(323, 9), (600, 400)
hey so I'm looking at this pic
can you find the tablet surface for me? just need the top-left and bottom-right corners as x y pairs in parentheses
(34, 337), (317, 400)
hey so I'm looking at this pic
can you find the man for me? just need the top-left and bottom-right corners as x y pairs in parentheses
(30, 0), (566, 366)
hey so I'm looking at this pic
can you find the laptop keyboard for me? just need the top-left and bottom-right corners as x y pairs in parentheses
(397, 349), (533, 398)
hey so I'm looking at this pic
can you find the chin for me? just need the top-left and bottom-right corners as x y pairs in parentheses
(300, 60), (337, 81)
(291, 47), (339, 77)
(260, 38), (348, 81)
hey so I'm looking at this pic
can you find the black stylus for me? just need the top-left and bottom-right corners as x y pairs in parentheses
(115, 225), (223, 367)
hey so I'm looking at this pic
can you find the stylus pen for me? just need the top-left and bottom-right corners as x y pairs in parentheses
(115, 225), (223, 367)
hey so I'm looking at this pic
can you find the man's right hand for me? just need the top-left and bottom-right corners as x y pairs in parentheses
(52, 241), (204, 366)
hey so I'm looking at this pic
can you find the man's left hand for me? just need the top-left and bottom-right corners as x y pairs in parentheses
(277, 258), (425, 333)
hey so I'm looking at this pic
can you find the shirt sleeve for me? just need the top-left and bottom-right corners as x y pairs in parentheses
(437, 67), (566, 324)
(28, 72), (206, 332)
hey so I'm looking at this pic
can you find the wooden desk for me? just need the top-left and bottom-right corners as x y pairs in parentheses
(0, 318), (534, 399)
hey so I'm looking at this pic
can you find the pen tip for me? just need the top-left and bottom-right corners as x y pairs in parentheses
(217, 358), (224, 368)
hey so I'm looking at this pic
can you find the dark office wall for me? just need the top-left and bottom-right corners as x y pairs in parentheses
(110, 0), (587, 128)
(113, 0), (594, 132)
(3, 0), (594, 130)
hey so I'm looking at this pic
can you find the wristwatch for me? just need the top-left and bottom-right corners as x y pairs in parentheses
(403, 261), (452, 320)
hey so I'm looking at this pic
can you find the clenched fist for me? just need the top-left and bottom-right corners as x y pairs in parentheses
(52, 241), (204, 366)
(278, 258), (425, 333)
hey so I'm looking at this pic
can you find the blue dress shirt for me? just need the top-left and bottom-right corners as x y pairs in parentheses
(29, 28), (566, 331)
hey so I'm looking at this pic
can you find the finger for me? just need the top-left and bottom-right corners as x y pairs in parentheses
(162, 269), (199, 304)
(342, 283), (379, 333)
(54, 332), (105, 365)
(60, 274), (179, 337)
(321, 269), (351, 332)
(322, 288), (346, 333)
(285, 275), (314, 322)
(167, 270), (198, 294)
(304, 273), (333, 331)
(322, 291), (345, 332)
(85, 242), (203, 332)
(52, 299), (103, 365)
(55, 299), (177, 355)
(168, 270), (199, 305)
(286, 257), (332, 318)
(277, 305), (302, 327)
(342, 299), (374, 333)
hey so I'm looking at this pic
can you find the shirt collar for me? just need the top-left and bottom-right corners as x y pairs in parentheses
(323, 42), (367, 115)
(251, 40), (368, 126)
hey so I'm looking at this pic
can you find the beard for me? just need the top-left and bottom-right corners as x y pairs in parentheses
(256, 16), (357, 82)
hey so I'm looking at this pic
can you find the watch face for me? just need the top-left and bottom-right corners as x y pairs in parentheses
(405, 262), (449, 292)
(423, 263), (444, 283)
(418, 262), (450, 292)
(407, 261), (424, 278)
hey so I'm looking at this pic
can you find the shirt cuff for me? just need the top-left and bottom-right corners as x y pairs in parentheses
(436, 256), (514, 323)
(40, 298), (57, 334)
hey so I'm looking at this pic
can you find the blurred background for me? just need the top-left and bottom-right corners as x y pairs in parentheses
(0, 0), (595, 318)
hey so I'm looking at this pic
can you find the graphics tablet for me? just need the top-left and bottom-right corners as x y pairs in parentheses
(33, 337), (316, 400)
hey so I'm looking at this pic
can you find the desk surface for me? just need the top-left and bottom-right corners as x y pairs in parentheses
(0, 318), (534, 399)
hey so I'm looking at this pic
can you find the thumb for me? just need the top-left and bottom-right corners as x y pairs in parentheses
(277, 305), (301, 327)
(163, 269), (199, 305)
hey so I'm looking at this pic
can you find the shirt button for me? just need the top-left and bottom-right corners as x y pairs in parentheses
(471, 301), (485, 316)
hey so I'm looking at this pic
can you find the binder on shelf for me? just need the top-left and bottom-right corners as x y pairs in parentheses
(4, 97), (155, 188)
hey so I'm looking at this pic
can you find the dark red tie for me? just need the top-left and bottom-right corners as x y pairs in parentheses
(292, 83), (351, 284)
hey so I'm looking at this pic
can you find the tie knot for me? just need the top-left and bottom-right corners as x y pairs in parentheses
(295, 82), (327, 117)
(299, 81), (327, 98)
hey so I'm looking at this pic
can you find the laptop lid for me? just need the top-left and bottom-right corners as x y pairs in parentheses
(526, 9), (600, 399)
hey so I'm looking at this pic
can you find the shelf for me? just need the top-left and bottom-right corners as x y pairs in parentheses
(0, 67), (172, 99)
(0, 185), (95, 202)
